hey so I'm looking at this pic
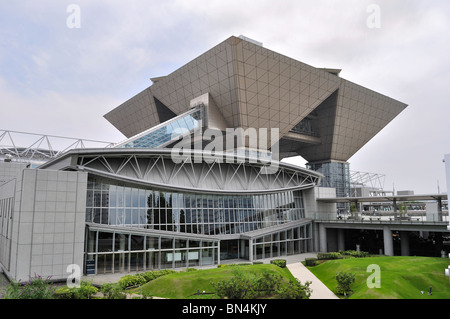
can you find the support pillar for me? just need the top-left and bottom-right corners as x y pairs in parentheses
(383, 226), (394, 256)
(400, 231), (410, 256)
(337, 229), (345, 251)
(319, 223), (327, 252)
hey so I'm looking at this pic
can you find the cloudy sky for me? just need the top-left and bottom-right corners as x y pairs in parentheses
(1, 0), (449, 194)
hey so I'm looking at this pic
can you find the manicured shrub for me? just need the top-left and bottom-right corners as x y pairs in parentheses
(211, 267), (254, 299)
(54, 281), (99, 299)
(276, 279), (312, 299)
(270, 259), (286, 268)
(118, 274), (146, 289)
(339, 250), (369, 258)
(335, 272), (355, 297)
(118, 269), (176, 289)
(211, 267), (284, 299)
(100, 283), (126, 299)
(305, 258), (317, 267)
(317, 252), (342, 260)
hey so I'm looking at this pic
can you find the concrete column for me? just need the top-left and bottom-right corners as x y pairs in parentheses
(400, 231), (410, 256)
(313, 223), (320, 251)
(319, 223), (327, 252)
(119, 234), (126, 272)
(383, 226), (394, 256)
(337, 229), (345, 251)
(216, 242), (220, 265)
(248, 239), (253, 262)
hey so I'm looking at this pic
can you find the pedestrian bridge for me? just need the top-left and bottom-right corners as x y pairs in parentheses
(312, 193), (449, 257)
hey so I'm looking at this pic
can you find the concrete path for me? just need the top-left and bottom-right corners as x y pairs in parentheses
(286, 261), (339, 299)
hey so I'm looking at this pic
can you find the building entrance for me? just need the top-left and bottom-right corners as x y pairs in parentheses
(220, 239), (249, 260)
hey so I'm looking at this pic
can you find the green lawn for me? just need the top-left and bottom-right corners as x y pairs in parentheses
(131, 264), (296, 299)
(307, 256), (450, 299)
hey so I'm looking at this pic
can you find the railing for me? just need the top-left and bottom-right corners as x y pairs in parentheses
(310, 211), (449, 225)
(0, 129), (114, 164)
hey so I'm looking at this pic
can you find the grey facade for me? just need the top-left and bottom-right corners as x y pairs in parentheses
(0, 161), (86, 282)
(105, 36), (407, 165)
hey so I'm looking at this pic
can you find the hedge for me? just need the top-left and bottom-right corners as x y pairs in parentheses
(317, 252), (342, 260)
(339, 250), (369, 258)
(270, 259), (286, 268)
(118, 269), (176, 289)
(305, 258), (317, 267)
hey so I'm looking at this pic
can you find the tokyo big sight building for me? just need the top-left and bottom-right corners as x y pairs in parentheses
(0, 36), (406, 281)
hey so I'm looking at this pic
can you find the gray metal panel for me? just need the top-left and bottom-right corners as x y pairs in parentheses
(104, 36), (407, 162)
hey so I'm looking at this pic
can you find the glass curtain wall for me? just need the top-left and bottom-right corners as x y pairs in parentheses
(251, 223), (312, 260)
(85, 178), (306, 236)
(85, 228), (219, 275)
(307, 161), (350, 212)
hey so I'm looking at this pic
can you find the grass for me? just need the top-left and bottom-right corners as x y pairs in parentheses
(130, 264), (296, 299)
(307, 256), (450, 299)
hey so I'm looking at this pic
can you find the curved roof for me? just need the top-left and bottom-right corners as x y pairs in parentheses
(40, 148), (321, 194)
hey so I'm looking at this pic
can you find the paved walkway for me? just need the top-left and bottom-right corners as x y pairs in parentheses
(286, 261), (339, 299)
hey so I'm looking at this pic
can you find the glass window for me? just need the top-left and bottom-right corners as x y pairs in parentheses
(97, 232), (114, 252)
(101, 208), (108, 224)
(125, 208), (131, 224)
(131, 209), (139, 225)
(131, 189), (139, 207)
(161, 237), (173, 250)
(114, 233), (129, 252)
(131, 235), (144, 251)
(117, 186), (124, 207)
(116, 208), (124, 225)
(109, 208), (116, 225)
(175, 239), (187, 248)
(85, 208), (92, 222)
(146, 236), (159, 250)
(86, 190), (93, 207)
(101, 190), (109, 207)
(93, 208), (101, 223)
(94, 190), (101, 207)
(124, 188), (131, 207)
(109, 185), (117, 207)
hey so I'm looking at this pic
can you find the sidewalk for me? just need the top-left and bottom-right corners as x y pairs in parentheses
(286, 261), (339, 299)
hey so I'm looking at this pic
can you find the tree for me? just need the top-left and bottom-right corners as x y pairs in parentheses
(276, 279), (312, 299)
(211, 267), (254, 299)
(211, 266), (312, 299)
(335, 272), (355, 297)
